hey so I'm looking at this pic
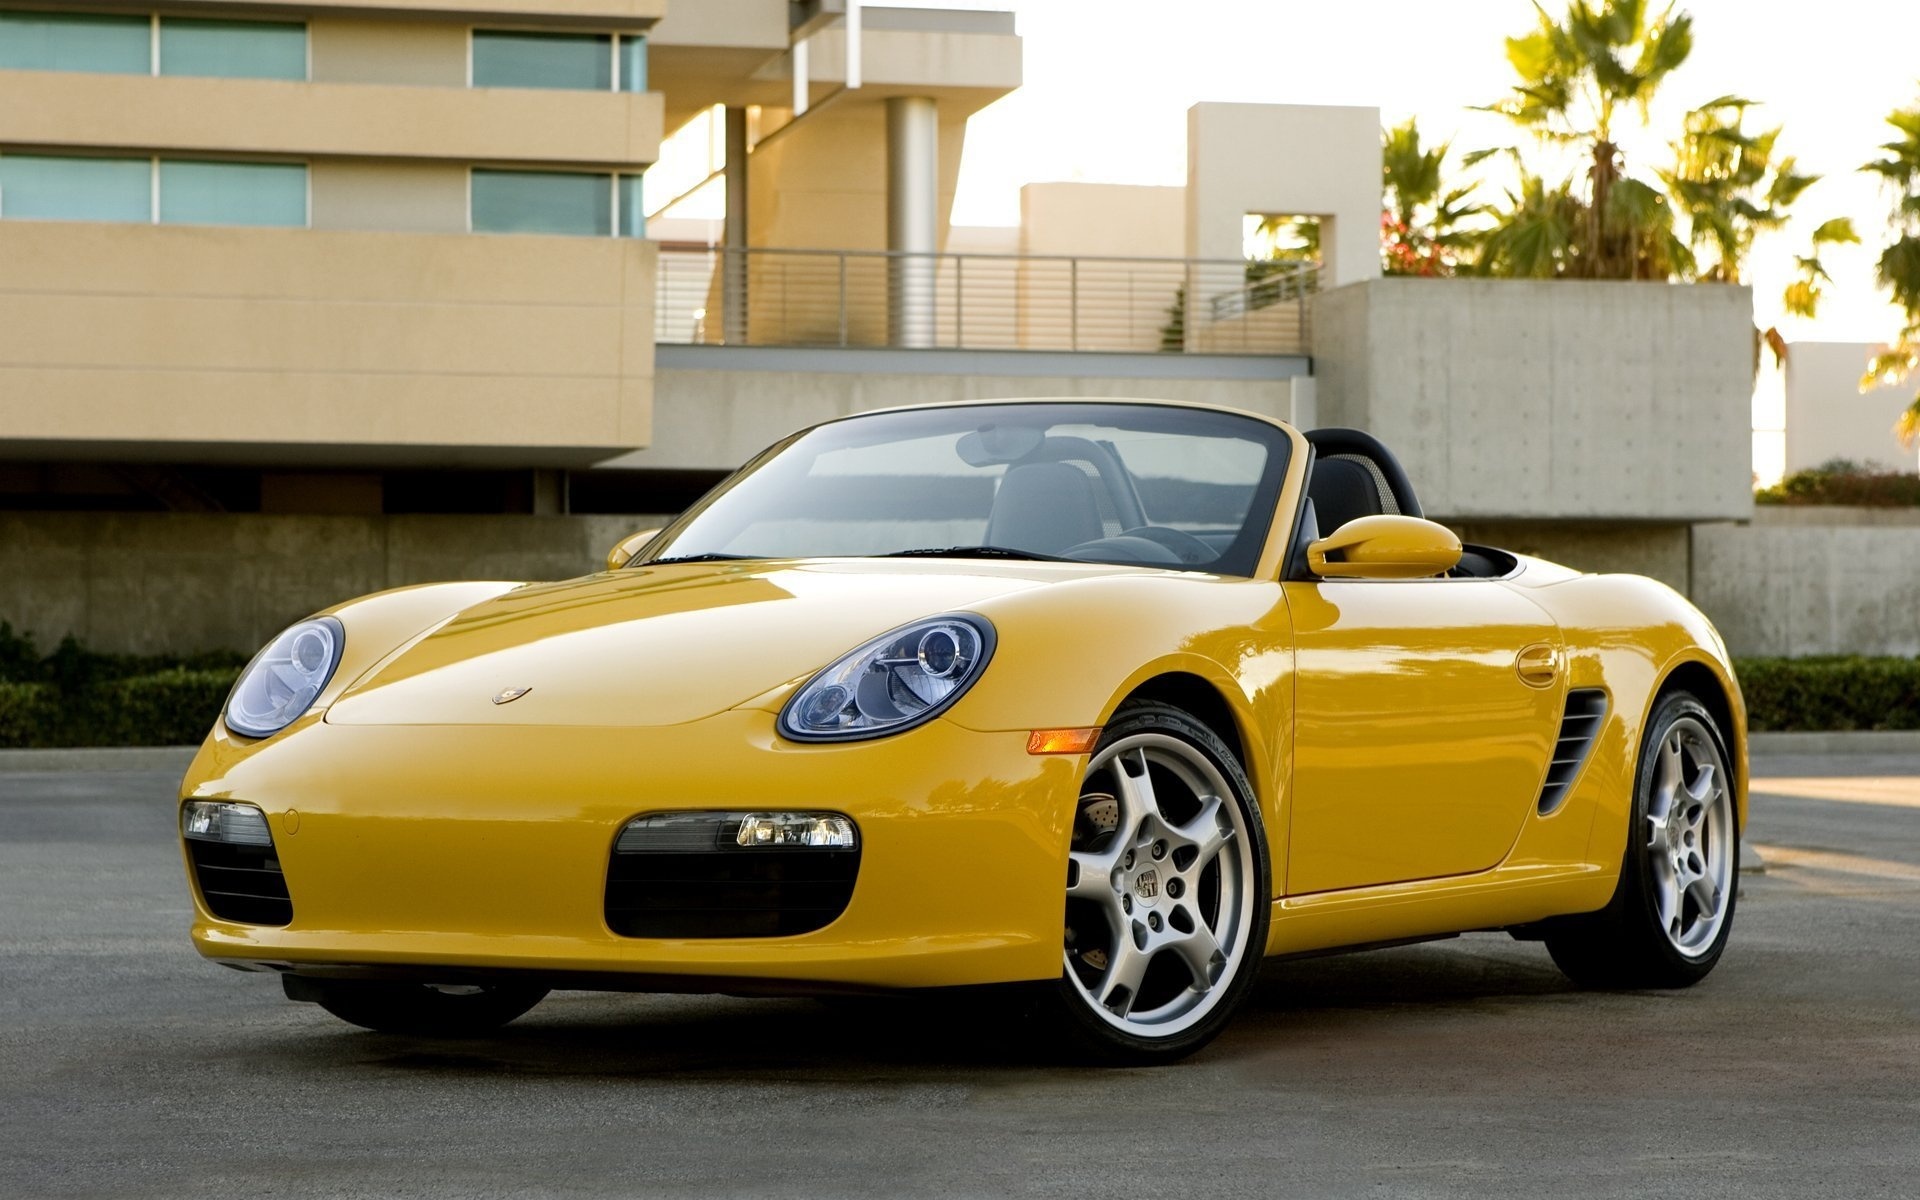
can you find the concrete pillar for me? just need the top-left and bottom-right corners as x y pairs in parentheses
(887, 95), (938, 348)
(530, 468), (568, 515)
(722, 105), (749, 345)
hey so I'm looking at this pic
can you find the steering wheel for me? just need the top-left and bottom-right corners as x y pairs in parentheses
(1118, 526), (1215, 565)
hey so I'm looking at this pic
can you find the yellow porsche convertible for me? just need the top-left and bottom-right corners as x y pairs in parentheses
(179, 398), (1745, 1063)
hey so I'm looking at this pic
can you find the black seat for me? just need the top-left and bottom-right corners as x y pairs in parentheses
(1306, 457), (1386, 534)
(985, 462), (1105, 554)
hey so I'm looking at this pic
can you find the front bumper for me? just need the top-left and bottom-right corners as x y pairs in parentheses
(179, 710), (1079, 990)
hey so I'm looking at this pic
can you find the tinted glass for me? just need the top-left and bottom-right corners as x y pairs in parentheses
(0, 11), (149, 73)
(618, 174), (645, 237)
(645, 403), (1293, 577)
(471, 170), (610, 236)
(159, 160), (307, 227)
(159, 18), (306, 80)
(472, 31), (610, 90)
(617, 34), (647, 92)
(0, 154), (149, 222)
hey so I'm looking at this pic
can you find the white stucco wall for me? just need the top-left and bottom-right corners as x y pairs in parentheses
(1185, 102), (1381, 289)
(1310, 278), (1755, 522)
(1783, 340), (1920, 473)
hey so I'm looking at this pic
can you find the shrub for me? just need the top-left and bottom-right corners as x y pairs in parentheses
(1755, 459), (1920, 507)
(1734, 656), (1920, 731)
(0, 623), (241, 748)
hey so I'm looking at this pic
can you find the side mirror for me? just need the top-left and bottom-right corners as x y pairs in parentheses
(1308, 515), (1461, 580)
(605, 528), (663, 572)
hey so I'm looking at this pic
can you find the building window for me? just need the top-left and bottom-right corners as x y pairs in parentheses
(618, 36), (647, 93)
(0, 154), (151, 223)
(159, 17), (307, 81)
(618, 175), (645, 238)
(470, 30), (647, 91)
(471, 169), (611, 236)
(0, 10), (150, 74)
(159, 161), (307, 227)
(472, 31), (611, 90)
(0, 153), (308, 228)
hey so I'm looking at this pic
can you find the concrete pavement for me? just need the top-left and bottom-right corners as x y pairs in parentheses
(2, 754), (1916, 1198)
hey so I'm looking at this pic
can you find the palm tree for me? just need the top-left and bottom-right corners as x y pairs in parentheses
(1862, 96), (1920, 445)
(1380, 118), (1485, 276)
(1476, 165), (1581, 277)
(1476, 0), (1694, 279)
(1662, 97), (1816, 282)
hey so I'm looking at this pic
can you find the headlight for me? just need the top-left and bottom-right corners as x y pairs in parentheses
(779, 614), (995, 742)
(224, 616), (344, 739)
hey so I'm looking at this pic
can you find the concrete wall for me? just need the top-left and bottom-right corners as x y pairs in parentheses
(0, 512), (672, 657)
(8, 503), (1913, 661)
(1691, 508), (1920, 658)
(1311, 278), (1755, 522)
(1784, 341), (1920, 473)
(617, 346), (1309, 470)
(1450, 521), (1692, 595)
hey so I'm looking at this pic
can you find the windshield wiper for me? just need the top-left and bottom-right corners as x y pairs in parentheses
(877, 545), (1070, 562)
(645, 552), (756, 566)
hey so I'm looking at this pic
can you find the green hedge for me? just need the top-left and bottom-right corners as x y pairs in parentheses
(0, 622), (242, 749)
(0, 669), (239, 749)
(1734, 656), (1920, 732)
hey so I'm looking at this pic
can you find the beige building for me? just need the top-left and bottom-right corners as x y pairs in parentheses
(0, 0), (1034, 518)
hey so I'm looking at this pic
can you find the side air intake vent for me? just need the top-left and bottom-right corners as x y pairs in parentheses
(1539, 689), (1609, 815)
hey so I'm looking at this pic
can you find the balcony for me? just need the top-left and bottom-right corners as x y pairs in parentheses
(654, 245), (1317, 355)
(0, 69), (663, 170)
(0, 222), (656, 466)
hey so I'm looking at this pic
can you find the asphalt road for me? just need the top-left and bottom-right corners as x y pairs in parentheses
(3, 753), (1917, 1199)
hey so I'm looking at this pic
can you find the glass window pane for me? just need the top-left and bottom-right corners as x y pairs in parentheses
(472, 31), (610, 90)
(0, 155), (150, 222)
(618, 35), (647, 92)
(159, 161), (308, 227)
(618, 175), (645, 238)
(0, 11), (150, 73)
(159, 18), (307, 81)
(472, 170), (610, 236)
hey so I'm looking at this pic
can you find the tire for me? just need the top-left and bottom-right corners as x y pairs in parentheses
(288, 976), (549, 1036)
(1045, 700), (1271, 1064)
(1545, 692), (1739, 989)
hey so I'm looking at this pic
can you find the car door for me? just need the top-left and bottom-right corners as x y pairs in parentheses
(1281, 575), (1564, 895)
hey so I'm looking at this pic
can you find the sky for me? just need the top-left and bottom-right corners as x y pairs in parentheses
(898, 0), (1919, 347)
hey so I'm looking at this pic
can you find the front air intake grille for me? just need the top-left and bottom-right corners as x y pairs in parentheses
(185, 839), (293, 926)
(606, 812), (860, 939)
(1538, 689), (1609, 815)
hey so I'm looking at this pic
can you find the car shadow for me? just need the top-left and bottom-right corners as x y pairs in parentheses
(275, 935), (1581, 1080)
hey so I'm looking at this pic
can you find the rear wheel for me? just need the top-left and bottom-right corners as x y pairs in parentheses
(1048, 701), (1270, 1064)
(1546, 693), (1738, 988)
(288, 976), (548, 1036)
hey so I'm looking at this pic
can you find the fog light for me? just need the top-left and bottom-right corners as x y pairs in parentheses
(181, 801), (274, 847)
(735, 812), (858, 849)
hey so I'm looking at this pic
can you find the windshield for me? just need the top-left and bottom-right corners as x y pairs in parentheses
(641, 402), (1294, 577)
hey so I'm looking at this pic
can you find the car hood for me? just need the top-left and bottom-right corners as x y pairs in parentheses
(324, 558), (1132, 728)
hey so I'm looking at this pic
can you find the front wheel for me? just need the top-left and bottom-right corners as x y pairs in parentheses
(287, 976), (549, 1036)
(1047, 701), (1271, 1064)
(1546, 692), (1739, 988)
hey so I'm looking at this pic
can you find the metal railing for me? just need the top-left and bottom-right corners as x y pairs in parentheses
(654, 243), (1318, 356)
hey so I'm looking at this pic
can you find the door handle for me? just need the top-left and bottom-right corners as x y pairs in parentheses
(1515, 643), (1560, 688)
